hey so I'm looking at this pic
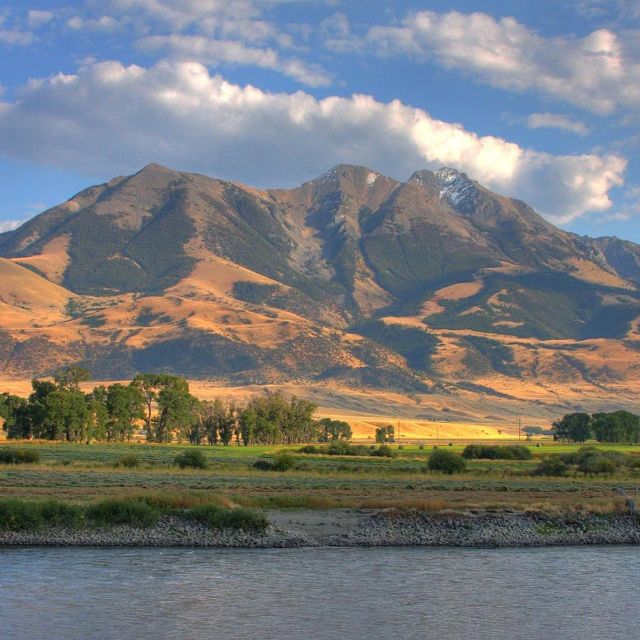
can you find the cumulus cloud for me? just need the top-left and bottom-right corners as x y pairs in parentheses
(138, 34), (331, 86)
(0, 219), (24, 233)
(366, 10), (640, 115)
(0, 60), (625, 221)
(525, 113), (589, 135)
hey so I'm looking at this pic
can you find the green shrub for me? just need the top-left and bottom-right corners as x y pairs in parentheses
(370, 445), (394, 458)
(577, 454), (617, 475)
(427, 449), (466, 474)
(118, 454), (141, 468)
(328, 442), (370, 456)
(299, 443), (371, 456)
(271, 452), (296, 471)
(298, 445), (319, 454)
(253, 459), (274, 471)
(186, 505), (268, 532)
(86, 500), (159, 528)
(0, 448), (40, 464)
(532, 456), (569, 477)
(174, 449), (208, 469)
(462, 445), (532, 460)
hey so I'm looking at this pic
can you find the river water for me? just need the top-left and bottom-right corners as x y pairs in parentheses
(0, 546), (637, 640)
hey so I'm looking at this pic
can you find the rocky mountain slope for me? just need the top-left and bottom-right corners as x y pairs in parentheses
(1, 163), (639, 396)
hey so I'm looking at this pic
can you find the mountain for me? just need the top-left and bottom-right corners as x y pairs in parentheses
(1, 163), (639, 399)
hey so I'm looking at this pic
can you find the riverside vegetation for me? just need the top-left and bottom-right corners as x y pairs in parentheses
(2, 368), (640, 542)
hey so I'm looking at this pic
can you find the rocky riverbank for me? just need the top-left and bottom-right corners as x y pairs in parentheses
(1, 510), (639, 547)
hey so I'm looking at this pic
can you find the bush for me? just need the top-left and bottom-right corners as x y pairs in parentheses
(427, 449), (466, 474)
(271, 452), (296, 471)
(86, 500), (159, 528)
(0, 448), (40, 464)
(298, 445), (319, 454)
(174, 449), (208, 469)
(299, 443), (370, 456)
(532, 456), (569, 477)
(370, 445), (394, 458)
(328, 442), (370, 456)
(253, 459), (274, 471)
(118, 454), (141, 468)
(462, 445), (532, 460)
(186, 505), (268, 532)
(577, 453), (617, 476)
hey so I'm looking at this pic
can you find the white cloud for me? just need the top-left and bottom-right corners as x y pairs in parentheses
(0, 219), (24, 233)
(27, 10), (54, 28)
(568, 0), (640, 21)
(103, 0), (289, 40)
(365, 10), (640, 115)
(138, 34), (331, 86)
(67, 15), (121, 31)
(525, 113), (589, 135)
(0, 60), (625, 221)
(72, 0), (329, 84)
(0, 28), (34, 46)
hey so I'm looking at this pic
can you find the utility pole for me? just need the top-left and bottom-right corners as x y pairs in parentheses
(518, 416), (521, 442)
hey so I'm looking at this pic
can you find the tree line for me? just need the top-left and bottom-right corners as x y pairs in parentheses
(553, 411), (640, 443)
(0, 367), (352, 445)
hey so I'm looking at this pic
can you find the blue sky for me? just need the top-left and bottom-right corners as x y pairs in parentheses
(1, 0), (640, 241)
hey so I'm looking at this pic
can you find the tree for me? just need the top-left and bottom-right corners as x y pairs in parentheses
(238, 406), (257, 446)
(133, 374), (196, 443)
(186, 399), (207, 445)
(592, 411), (640, 444)
(153, 377), (196, 443)
(0, 393), (26, 438)
(318, 418), (352, 442)
(375, 425), (395, 444)
(553, 413), (592, 443)
(106, 384), (146, 442)
(214, 399), (236, 446)
(44, 389), (90, 441)
(53, 366), (91, 391)
(87, 386), (109, 442)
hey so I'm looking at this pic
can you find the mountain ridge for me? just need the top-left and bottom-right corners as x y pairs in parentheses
(0, 163), (639, 400)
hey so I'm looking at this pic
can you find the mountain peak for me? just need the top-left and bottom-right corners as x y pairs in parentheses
(433, 167), (478, 212)
(312, 164), (383, 189)
(133, 163), (179, 180)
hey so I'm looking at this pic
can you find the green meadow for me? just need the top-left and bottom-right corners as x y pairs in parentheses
(1, 440), (639, 515)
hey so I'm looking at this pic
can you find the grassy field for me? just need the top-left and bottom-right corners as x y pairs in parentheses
(0, 440), (639, 514)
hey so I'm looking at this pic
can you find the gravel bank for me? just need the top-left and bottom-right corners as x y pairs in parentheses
(1, 511), (639, 547)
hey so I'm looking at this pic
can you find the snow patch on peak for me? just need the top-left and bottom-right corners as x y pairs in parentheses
(435, 168), (477, 212)
(366, 171), (378, 186)
(314, 167), (339, 186)
(434, 167), (461, 185)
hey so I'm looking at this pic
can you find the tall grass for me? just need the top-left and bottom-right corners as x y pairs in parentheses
(0, 497), (269, 532)
(186, 505), (268, 532)
(0, 499), (82, 530)
(0, 448), (40, 464)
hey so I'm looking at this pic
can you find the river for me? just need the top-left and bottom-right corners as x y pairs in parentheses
(0, 546), (637, 639)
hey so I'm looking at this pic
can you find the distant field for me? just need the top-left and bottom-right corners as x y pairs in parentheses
(1, 440), (639, 514)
